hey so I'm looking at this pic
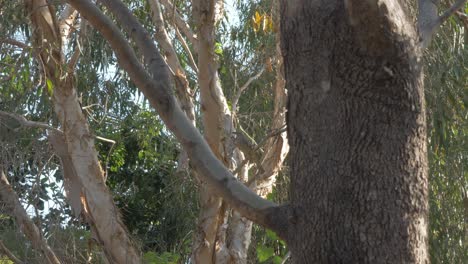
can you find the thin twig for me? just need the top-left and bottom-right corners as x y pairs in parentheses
(281, 251), (291, 264)
(232, 67), (265, 114)
(159, 0), (198, 49)
(232, 125), (286, 177)
(254, 126), (286, 152)
(439, 0), (467, 25)
(0, 38), (30, 49)
(0, 111), (61, 132)
(174, 26), (198, 73)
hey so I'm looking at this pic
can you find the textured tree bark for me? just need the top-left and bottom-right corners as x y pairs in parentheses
(281, 0), (428, 263)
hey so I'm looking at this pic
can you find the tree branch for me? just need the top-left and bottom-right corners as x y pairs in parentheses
(0, 169), (61, 264)
(67, 0), (289, 238)
(455, 11), (468, 29)
(159, 0), (198, 50)
(174, 25), (198, 73)
(149, 0), (185, 76)
(418, 0), (468, 48)
(0, 111), (61, 132)
(148, 0), (195, 121)
(0, 240), (24, 264)
(232, 67), (265, 114)
(0, 38), (30, 49)
(58, 4), (78, 47)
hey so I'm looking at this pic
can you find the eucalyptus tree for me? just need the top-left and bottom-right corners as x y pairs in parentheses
(60, 0), (465, 263)
(0, 0), (466, 263)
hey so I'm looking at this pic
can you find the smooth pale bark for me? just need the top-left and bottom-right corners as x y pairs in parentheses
(149, 0), (196, 172)
(225, 150), (252, 264)
(418, 0), (468, 47)
(227, 2), (289, 261)
(66, 0), (285, 239)
(159, 0), (199, 51)
(0, 170), (61, 264)
(192, 0), (233, 261)
(26, 1), (140, 263)
(251, 0), (289, 197)
(61, 0), (457, 262)
(282, 0), (428, 262)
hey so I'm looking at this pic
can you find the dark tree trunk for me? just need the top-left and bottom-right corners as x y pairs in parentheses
(281, 1), (429, 263)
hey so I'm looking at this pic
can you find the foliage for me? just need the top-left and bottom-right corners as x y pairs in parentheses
(425, 13), (468, 263)
(96, 109), (198, 255)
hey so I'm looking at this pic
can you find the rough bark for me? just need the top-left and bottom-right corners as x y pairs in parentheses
(0, 169), (61, 264)
(26, 1), (141, 263)
(282, 0), (428, 263)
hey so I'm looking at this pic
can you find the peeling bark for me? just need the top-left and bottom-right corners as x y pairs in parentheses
(227, 2), (290, 261)
(0, 169), (61, 264)
(192, 0), (233, 261)
(66, 0), (285, 242)
(26, 1), (141, 263)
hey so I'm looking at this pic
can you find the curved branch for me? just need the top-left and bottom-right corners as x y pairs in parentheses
(67, 0), (289, 238)
(232, 67), (265, 114)
(418, 0), (468, 48)
(174, 26), (198, 73)
(0, 240), (24, 264)
(0, 170), (61, 264)
(148, 0), (196, 123)
(0, 111), (61, 132)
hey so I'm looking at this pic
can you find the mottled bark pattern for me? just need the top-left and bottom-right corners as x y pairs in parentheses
(281, 1), (428, 263)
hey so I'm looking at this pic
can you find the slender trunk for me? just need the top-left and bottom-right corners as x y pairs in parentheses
(0, 169), (61, 264)
(227, 1), (289, 261)
(26, 1), (140, 262)
(282, 1), (428, 262)
(192, 0), (232, 262)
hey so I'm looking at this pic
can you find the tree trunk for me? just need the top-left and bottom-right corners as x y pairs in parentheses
(281, 1), (428, 263)
(26, 1), (140, 263)
(192, 0), (232, 262)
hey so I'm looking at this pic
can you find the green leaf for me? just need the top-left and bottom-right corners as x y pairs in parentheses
(257, 245), (274, 263)
(46, 79), (54, 96)
(272, 255), (283, 264)
(214, 42), (223, 56)
(266, 229), (278, 241)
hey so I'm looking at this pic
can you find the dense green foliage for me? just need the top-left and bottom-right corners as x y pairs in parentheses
(425, 14), (468, 263)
